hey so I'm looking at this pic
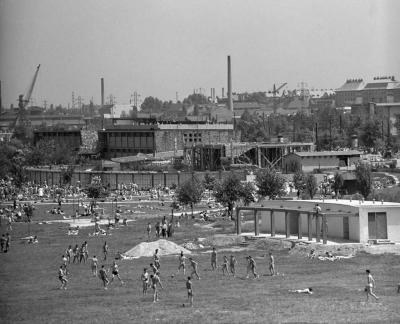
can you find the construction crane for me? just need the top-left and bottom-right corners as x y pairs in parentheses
(268, 82), (287, 97)
(14, 64), (41, 128)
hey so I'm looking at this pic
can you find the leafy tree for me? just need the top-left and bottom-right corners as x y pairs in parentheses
(241, 182), (257, 206)
(305, 174), (318, 199)
(355, 163), (372, 198)
(176, 178), (204, 216)
(255, 168), (286, 200)
(293, 170), (306, 191)
(332, 172), (344, 197)
(140, 96), (163, 113)
(203, 172), (217, 191)
(213, 173), (246, 219)
(183, 93), (208, 105)
(360, 120), (381, 151)
(61, 165), (74, 185)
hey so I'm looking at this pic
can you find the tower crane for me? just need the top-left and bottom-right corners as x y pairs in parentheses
(268, 82), (287, 97)
(14, 64), (41, 128)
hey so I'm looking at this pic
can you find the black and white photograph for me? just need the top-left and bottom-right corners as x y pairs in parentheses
(0, 0), (400, 323)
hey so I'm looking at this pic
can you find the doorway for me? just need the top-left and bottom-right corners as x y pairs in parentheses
(368, 212), (388, 240)
(343, 217), (349, 240)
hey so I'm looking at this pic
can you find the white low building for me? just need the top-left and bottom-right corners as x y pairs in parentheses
(236, 199), (400, 243)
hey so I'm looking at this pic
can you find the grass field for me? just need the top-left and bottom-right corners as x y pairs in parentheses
(1, 201), (400, 324)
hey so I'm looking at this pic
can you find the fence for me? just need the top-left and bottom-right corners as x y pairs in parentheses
(25, 168), (247, 190)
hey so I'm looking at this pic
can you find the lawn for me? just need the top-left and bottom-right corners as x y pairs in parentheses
(0, 201), (399, 324)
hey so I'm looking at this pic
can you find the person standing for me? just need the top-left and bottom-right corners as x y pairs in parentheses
(146, 223), (151, 241)
(211, 247), (217, 271)
(4, 233), (10, 253)
(110, 260), (124, 285)
(177, 251), (186, 275)
(246, 256), (259, 279)
(91, 255), (99, 276)
(186, 277), (194, 307)
(151, 273), (163, 303)
(269, 252), (276, 276)
(365, 269), (379, 301)
(1, 234), (6, 252)
(153, 249), (160, 269)
(103, 241), (108, 261)
(72, 244), (80, 263)
(58, 266), (68, 290)
(141, 268), (149, 295)
(221, 256), (229, 276)
(99, 265), (109, 290)
(229, 255), (237, 277)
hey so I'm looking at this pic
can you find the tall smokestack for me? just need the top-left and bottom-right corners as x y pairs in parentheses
(222, 87), (225, 98)
(227, 56), (233, 111)
(101, 78), (104, 107)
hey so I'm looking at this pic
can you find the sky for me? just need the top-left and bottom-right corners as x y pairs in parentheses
(0, 0), (399, 108)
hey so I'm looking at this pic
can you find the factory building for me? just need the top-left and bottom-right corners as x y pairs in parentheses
(98, 122), (237, 159)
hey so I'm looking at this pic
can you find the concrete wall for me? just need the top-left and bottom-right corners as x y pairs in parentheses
(25, 168), (245, 190)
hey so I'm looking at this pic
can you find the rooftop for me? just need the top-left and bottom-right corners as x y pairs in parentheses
(293, 150), (362, 157)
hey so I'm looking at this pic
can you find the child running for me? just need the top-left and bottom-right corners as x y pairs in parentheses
(186, 276), (194, 307)
(229, 255), (237, 277)
(91, 255), (98, 276)
(99, 265), (109, 290)
(110, 260), (124, 285)
(189, 257), (201, 280)
(151, 273), (163, 303)
(141, 268), (150, 295)
(58, 265), (68, 290)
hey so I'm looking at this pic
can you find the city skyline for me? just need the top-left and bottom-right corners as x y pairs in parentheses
(0, 0), (399, 108)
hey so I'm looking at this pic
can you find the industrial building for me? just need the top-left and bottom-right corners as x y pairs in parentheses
(98, 122), (238, 159)
(236, 199), (400, 244)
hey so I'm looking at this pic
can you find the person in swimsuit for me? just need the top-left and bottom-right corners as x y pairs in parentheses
(365, 269), (379, 301)
(186, 276), (193, 307)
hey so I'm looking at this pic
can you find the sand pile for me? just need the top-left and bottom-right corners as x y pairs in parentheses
(123, 239), (191, 259)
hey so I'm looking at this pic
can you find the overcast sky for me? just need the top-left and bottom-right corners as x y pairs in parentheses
(0, 0), (399, 108)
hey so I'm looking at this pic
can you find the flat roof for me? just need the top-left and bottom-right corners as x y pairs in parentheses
(293, 150), (361, 157)
(302, 199), (400, 208)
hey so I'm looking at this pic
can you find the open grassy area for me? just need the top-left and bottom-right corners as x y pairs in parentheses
(1, 201), (400, 324)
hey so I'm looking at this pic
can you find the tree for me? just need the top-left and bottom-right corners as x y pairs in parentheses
(203, 172), (217, 195)
(176, 178), (204, 216)
(355, 163), (372, 198)
(293, 170), (306, 192)
(360, 120), (381, 151)
(255, 168), (286, 200)
(213, 173), (246, 219)
(61, 165), (74, 185)
(305, 174), (318, 199)
(332, 172), (344, 197)
(240, 182), (257, 206)
(183, 93), (208, 105)
(140, 96), (163, 113)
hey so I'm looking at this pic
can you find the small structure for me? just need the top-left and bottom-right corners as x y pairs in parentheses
(282, 150), (361, 172)
(236, 199), (400, 244)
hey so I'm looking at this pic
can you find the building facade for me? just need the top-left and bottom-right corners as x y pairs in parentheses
(98, 123), (237, 159)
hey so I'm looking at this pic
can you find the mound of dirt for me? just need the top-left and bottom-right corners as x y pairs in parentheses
(123, 239), (191, 259)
